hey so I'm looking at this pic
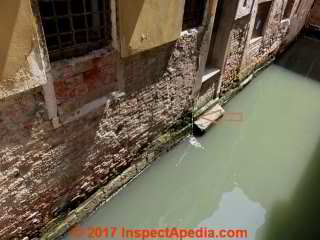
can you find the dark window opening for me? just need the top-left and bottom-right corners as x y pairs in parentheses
(206, 0), (223, 69)
(252, 1), (272, 39)
(39, 0), (112, 62)
(182, 0), (206, 30)
(283, 0), (295, 19)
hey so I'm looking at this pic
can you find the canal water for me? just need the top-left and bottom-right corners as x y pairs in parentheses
(64, 37), (320, 240)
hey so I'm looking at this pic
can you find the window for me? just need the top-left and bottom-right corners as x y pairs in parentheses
(283, 0), (295, 19)
(39, 0), (111, 62)
(252, 1), (272, 39)
(182, 0), (206, 30)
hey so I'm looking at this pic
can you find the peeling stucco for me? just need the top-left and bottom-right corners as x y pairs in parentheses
(0, 0), (46, 99)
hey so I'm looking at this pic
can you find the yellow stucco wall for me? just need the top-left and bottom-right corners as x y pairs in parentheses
(0, 0), (46, 99)
(118, 0), (185, 57)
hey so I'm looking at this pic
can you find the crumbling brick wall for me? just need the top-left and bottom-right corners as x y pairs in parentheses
(220, 0), (314, 95)
(0, 30), (201, 239)
(221, 16), (250, 94)
(0, 0), (315, 238)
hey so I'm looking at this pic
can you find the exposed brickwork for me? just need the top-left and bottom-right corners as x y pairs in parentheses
(309, 0), (320, 27)
(0, 31), (201, 239)
(220, 0), (314, 95)
(51, 50), (117, 120)
(240, 0), (284, 77)
(0, 1), (315, 239)
(221, 17), (250, 94)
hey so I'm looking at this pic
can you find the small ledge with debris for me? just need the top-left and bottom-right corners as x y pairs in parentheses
(193, 104), (225, 136)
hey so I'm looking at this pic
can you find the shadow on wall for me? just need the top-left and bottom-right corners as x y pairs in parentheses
(0, 86), (149, 237)
(0, 88), (115, 237)
(262, 34), (320, 240)
(0, 30), (201, 238)
(260, 137), (320, 240)
(0, 0), (21, 80)
(122, 42), (175, 94)
(275, 36), (320, 82)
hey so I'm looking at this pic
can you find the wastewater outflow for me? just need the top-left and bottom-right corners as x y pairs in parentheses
(64, 37), (320, 240)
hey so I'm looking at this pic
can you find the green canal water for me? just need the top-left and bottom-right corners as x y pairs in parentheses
(64, 37), (320, 240)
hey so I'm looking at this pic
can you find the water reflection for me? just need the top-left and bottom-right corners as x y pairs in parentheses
(64, 37), (320, 240)
(199, 187), (266, 240)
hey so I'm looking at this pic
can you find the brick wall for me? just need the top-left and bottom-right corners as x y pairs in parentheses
(240, 0), (285, 78)
(0, 31), (201, 239)
(51, 49), (117, 121)
(221, 16), (250, 94)
(0, 0), (315, 238)
(220, 0), (314, 95)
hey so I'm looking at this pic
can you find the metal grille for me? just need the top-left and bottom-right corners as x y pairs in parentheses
(39, 0), (111, 62)
(182, 0), (206, 30)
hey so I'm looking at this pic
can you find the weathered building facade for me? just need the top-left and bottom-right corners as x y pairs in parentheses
(0, 0), (315, 239)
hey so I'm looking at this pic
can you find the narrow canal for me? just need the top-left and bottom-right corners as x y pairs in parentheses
(64, 37), (320, 240)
